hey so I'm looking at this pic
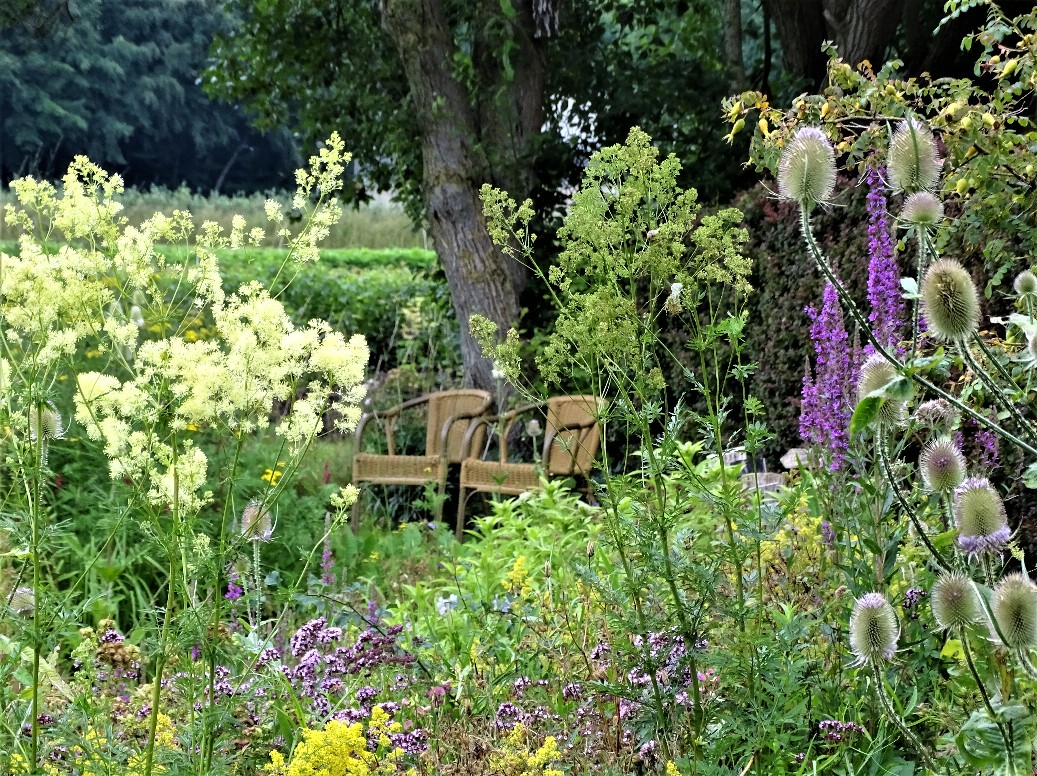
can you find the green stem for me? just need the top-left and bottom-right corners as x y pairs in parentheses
(870, 661), (941, 772)
(29, 404), (44, 775)
(798, 208), (1037, 459)
(963, 337), (1037, 443)
(961, 631), (1014, 761)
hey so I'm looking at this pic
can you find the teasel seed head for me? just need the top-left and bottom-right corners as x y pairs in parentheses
(778, 127), (837, 210)
(920, 438), (966, 493)
(857, 354), (905, 426)
(849, 592), (900, 664)
(920, 259), (980, 342)
(954, 477), (1010, 557)
(241, 499), (273, 542)
(900, 191), (944, 226)
(1014, 269), (1037, 298)
(888, 119), (943, 194)
(931, 572), (979, 631)
(992, 573), (1037, 649)
(29, 402), (64, 442)
(913, 398), (960, 433)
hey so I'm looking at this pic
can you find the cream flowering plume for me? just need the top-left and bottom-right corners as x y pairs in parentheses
(6, 132), (365, 518)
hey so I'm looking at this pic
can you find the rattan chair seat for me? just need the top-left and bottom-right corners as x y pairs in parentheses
(352, 453), (444, 485)
(458, 459), (540, 496)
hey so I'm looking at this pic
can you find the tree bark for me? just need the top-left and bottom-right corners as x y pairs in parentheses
(724, 0), (747, 93)
(764, 0), (828, 86)
(824, 0), (901, 71)
(381, 0), (543, 392)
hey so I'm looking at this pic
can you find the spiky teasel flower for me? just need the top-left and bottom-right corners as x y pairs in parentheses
(931, 571), (979, 631)
(28, 402), (64, 442)
(241, 499), (273, 542)
(849, 592), (900, 664)
(992, 574), (1037, 649)
(857, 354), (905, 426)
(900, 192), (944, 226)
(920, 259), (980, 342)
(920, 438), (966, 493)
(954, 477), (1010, 557)
(913, 398), (960, 433)
(1014, 269), (1037, 298)
(778, 127), (836, 211)
(888, 119), (943, 194)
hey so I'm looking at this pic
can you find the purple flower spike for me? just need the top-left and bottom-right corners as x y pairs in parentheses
(865, 166), (905, 355)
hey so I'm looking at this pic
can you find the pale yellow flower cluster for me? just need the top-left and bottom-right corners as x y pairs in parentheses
(4, 133), (367, 518)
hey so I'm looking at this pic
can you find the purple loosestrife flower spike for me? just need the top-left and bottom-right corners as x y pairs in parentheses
(864, 166), (905, 355)
(800, 282), (856, 470)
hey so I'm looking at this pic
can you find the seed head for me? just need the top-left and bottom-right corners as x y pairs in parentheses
(900, 192), (944, 226)
(888, 119), (943, 194)
(920, 259), (980, 342)
(29, 402), (64, 442)
(913, 399), (960, 433)
(1014, 270), (1037, 297)
(954, 477), (1009, 557)
(857, 354), (905, 426)
(931, 572), (979, 631)
(778, 127), (837, 210)
(241, 499), (273, 542)
(992, 574), (1037, 649)
(849, 592), (900, 664)
(920, 439), (966, 493)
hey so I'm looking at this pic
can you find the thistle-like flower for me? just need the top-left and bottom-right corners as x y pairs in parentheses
(900, 192), (944, 226)
(954, 477), (1010, 557)
(29, 402), (65, 442)
(857, 354), (904, 426)
(992, 574), (1037, 649)
(919, 439), (966, 493)
(849, 592), (900, 663)
(920, 259), (980, 342)
(888, 119), (943, 194)
(913, 398), (960, 433)
(778, 127), (837, 210)
(1013, 269), (1037, 298)
(931, 572), (979, 631)
(241, 499), (273, 542)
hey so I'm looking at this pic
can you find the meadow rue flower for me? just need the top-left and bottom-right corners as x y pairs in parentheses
(1013, 269), (1037, 297)
(921, 258), (980, 342)
(864, 166), (905, 354)
(931, 571), (980, 631)
(900, 191), (944, 226)
(778, 127), (837, 210)
(920, 438), (966, 493)
(857, 354), (905, 426)
(992, 574), (1037, 649)
(800, 282), (856, 469)
(887, 119), (943, 194)
(849, 592), (900, 663)
(241, 499), (273, 542)
(954, 477), (1010, 556)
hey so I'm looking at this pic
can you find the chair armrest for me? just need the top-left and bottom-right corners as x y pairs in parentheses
(436, 396), (494, 454)
(542, 417), (596, 462)
(459, 403), (544, 463)
(354, 395), (433, 456)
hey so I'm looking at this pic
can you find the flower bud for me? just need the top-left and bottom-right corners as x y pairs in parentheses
(526, 418), (542, 438)
(1014, 269), (1037, 297)
(241, 499), (273, 542)
(913, 399), (960, 433)
(888, 119), (942, 194)
(778, 127), (837, 210)
(849, 592), (900, 663)
(857, 355), (905, 426)
(931, 572), (979, 631)
(921, 259), (980, 342)
(919, 439), (966, 493)
(900, 192), (944, 226)
(992, 574), (1037, 649)
(954, 477), (1009, 557)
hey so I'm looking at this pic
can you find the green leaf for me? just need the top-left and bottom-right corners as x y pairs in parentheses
(850, 395), (884, 434)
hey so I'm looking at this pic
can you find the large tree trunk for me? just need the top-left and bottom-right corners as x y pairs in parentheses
(764, 0), (827, 85)
(724, 0), (747, 93)
(381, 0), (545, 392)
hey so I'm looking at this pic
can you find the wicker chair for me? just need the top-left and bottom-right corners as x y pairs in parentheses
(455, 395), (603, 540)
(351, 389), (493, 527)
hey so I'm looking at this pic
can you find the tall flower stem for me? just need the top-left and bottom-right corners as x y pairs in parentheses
(961, 631), (1015, 765)
(28, 404), (44, 775)
(964, 336), (1037, 443)
(870, 661), (940, 772)
(797, 208), (1037, 458)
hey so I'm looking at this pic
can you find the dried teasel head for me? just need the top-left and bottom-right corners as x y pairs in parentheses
(777, 127), (837, 211)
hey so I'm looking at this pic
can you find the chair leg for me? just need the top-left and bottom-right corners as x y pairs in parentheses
(455, 487), (468, 542)
(434, 479), (446, 522)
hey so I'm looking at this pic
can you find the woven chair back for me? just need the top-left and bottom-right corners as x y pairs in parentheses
(543, 395), (603, 475)
(426, 390), (492, 462)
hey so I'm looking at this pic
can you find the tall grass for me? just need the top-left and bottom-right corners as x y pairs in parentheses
(0, 186), (426, 249)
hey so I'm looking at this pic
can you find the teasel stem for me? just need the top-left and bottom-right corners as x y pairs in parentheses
(870, 661), (941, 772)
(797, 208), (1037, 459)
(911, 228), (936, 359)
(1015, 648), (1037, 680)
(960, 342), (1037, 445)
(961, 632), (1011, 739)
(876, 428), (952, 572)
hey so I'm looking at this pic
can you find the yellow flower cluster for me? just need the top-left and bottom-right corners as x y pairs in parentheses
(502, 556), (533, 597)
(264, 706), (406, 776)
(487, 724), (563, 776)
